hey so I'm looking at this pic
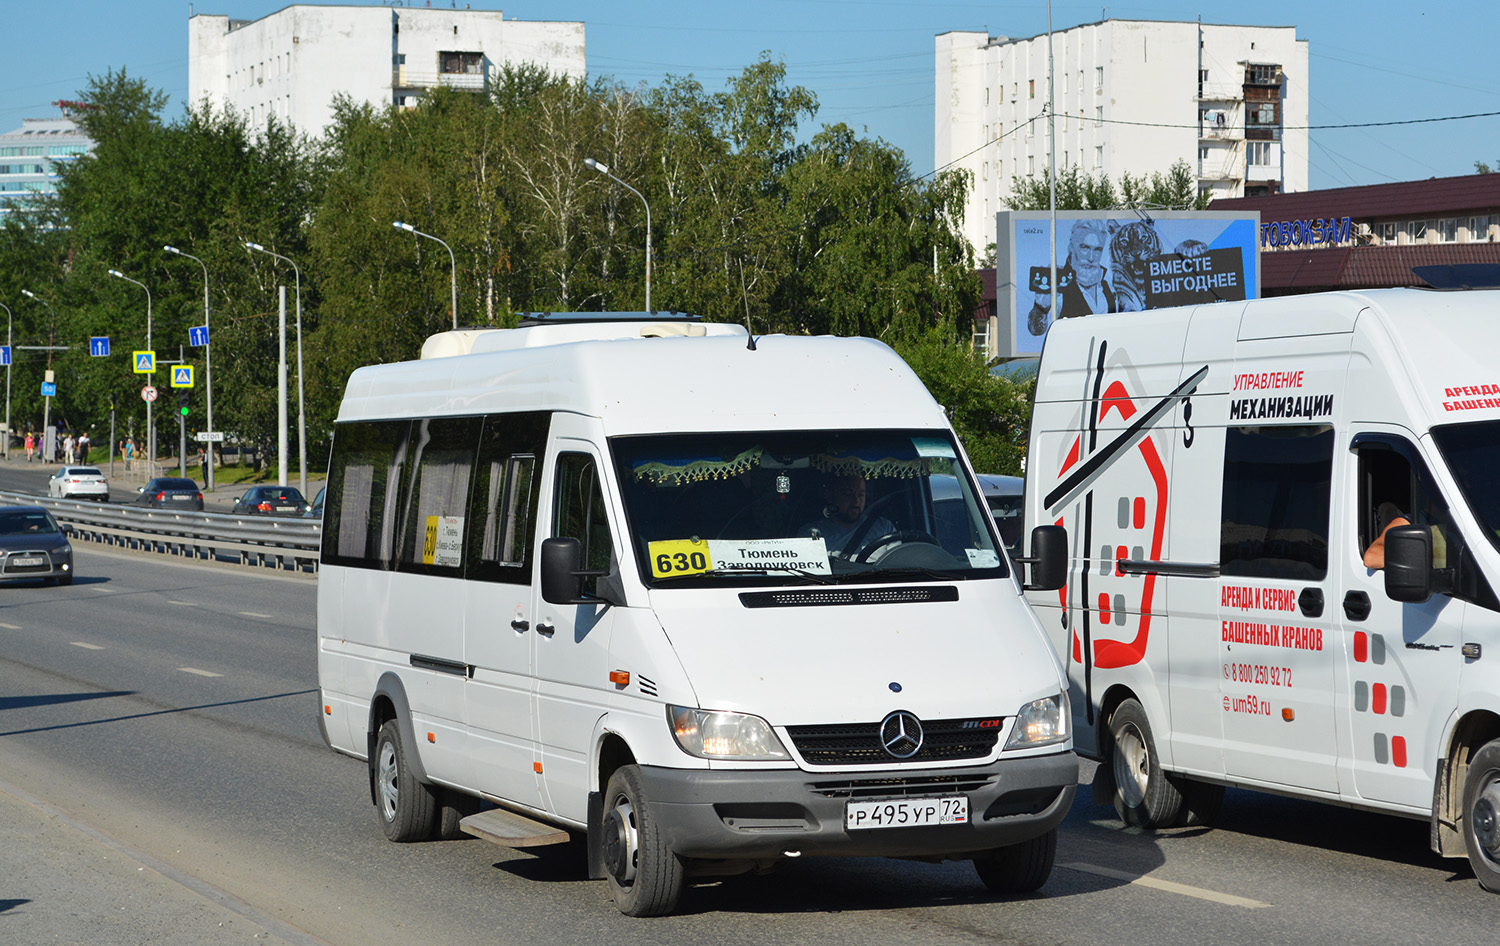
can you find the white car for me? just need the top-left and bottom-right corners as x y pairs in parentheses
(47, 466), (109, 501)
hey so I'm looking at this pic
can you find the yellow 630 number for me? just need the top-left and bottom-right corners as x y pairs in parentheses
(648, 538), (714, 578)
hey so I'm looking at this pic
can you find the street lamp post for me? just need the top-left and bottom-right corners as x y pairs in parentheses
(20, 289), (58, 464)
(583, 158), (652, 313)
(244, 242), (306, 497)
(0, 301), (10, 461)
(164, 245), (215, 491)
(106, 270), (154, 472)
(392, 222), (458, 329)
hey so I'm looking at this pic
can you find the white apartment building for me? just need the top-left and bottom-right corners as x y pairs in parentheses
(189, 5), (586, 141)
(936, 19), (1309, 255)
(0, 112), (92, 214)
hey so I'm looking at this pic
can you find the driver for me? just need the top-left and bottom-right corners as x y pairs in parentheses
(799, 473), (894, 556)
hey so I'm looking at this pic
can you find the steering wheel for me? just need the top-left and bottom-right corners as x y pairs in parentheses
(852, 530), (942, 564)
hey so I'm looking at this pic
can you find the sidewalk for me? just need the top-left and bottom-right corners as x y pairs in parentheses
(0, 776), (316, 945)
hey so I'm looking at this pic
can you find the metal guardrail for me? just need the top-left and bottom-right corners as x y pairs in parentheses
(0, 491), (322, 574)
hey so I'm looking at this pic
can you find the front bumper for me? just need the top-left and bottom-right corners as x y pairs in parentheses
(638, 751), (1077, 861)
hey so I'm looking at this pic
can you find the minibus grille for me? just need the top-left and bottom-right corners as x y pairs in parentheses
(786, 718), (1000, 766)
(739, 586), (959, 608)
(808, 774), (993, 798)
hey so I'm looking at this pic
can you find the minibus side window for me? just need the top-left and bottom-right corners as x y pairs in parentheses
(395, 417), (480, 572)
(1220, 424), (1333, 580)
(323, 420), (411, 569)
(466, 412), (549, 584)
(555, 453), (613, 593)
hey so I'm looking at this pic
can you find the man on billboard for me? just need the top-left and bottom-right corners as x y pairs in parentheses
(1027, 219), (1118, 336)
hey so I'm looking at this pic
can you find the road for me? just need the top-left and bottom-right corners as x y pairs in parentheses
(0, 546), (1495, 945)
(0, 454), (324, 513)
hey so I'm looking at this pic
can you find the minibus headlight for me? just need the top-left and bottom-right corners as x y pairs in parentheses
(1004, 693), (1069, 749)
(668, 706), (790, 761)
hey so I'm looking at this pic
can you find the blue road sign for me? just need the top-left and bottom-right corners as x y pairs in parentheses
(0, 346), (9, 367)
(171, 365), (195, 388)
(41, 382), (56, 397)
(188, 325), (210, 347)
(133, 351), (155, 373)
(90, 336), (111, 357)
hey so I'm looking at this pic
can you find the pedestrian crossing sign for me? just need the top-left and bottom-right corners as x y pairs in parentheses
(133, 350), (156, 373)
(171, 365), (194, 388)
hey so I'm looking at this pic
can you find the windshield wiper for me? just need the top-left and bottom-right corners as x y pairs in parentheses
(653, 565), (833, 585)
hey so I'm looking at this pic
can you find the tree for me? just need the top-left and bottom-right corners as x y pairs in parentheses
(1007, 159), (1209, 211)
(892, 330), (1033, 475)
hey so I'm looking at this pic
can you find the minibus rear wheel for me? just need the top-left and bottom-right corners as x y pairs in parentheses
(601, 765), (683, 916)
(974, 828), (1056, 894)
(1463, 738), (1500, 892)
(1108, 699), (1185, 828)
(374, 719), (438, 842)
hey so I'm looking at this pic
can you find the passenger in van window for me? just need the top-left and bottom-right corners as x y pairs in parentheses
(1363, 501), (1411, 569)
(799, 473), (895, 556)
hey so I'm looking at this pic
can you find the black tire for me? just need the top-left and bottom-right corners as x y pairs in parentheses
(437, 789), (481, 841)
(57, 573), (73, 587)
(600, 765), (683, 917)
(974, 828), (1057, 894)
(1462, 738), (1500, 892)
(373, 719), (438, 842)
(1108, 698), (1185, 828)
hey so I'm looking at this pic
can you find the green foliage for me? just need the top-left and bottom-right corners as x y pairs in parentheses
(891, 331), (1034, 475)
(1007, 159), (1210, 211)
(3, 59), (996, 469)
(1477, 159), (1497, 174)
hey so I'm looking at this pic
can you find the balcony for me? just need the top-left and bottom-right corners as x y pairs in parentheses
(1195, 82), (1244, 102)
(392, 68), (487, 92)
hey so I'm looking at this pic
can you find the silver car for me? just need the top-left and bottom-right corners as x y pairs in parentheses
(0, 506), (73, 585)
(48, 466), (109, 501)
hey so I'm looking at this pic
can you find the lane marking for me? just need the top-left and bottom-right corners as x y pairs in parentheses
(0, 622), (22, 630)
(178, 667), (223, 678)
(1061, 862), (1270, 908)
(237, 612), (272, 619)
(70, 642), (105, 650)
(167, 600), (195, 606)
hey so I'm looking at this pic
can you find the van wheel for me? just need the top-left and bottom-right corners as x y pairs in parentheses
(437, 789), (481, 840)
(601, 765), (683, 916)
(1463, 739), (1500, 892)
(974, 828), (1056, 894)
(374, 720), (437, 842)
(1108, 699), (1185, 828)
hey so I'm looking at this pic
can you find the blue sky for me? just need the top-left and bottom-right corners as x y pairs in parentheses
(3, 1), (1496, 190)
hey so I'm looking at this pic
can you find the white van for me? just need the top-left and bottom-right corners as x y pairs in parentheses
(316, 313), (1075, 916)
(1023, 287), (1500, 892)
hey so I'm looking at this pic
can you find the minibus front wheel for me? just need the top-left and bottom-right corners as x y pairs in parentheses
(974, 828), (1057, 894)
(374, 719), (438, 842)
(1463, 738), (1500, 892)
(601, 765), (684, 916)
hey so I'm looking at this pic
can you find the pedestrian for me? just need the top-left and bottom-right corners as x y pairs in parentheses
(24, 431), (34, 463)
(124, 438), (135, 471)
(197, 447), (208, 484)
(64, 433), (75, 465)
(78, 431), (90, 464)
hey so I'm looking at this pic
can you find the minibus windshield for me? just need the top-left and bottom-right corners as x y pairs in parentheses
(1432, 420), (1500, 552)
(611, 430), (1008, 586)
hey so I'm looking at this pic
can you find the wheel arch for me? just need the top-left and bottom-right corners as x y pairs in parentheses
(1434, 709), (1500, 857)
(366, 671), (430, 806)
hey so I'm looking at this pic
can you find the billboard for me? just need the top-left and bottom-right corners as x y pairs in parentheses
(995, 210), (1260, 357)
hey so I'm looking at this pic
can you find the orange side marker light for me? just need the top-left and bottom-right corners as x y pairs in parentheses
(609, 670), (631, 687)
(427, 732), (436, 743)
(1282, 708), (1295, 722)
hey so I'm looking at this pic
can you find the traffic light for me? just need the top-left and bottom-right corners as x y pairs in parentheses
(178, 391), (191, 417)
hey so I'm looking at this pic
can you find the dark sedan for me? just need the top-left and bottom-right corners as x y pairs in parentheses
(135, 477), (205, 511)
(233, 485), (309, 517)
(0, 506), (74, 585)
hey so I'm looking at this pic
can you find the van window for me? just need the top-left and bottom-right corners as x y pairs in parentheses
(467, 412), (549, 583)
(396, 417), (480, 572)
(555, 453), (614, 592)
(324, 421), (410, 567)
(1220, 425), (1333, 580)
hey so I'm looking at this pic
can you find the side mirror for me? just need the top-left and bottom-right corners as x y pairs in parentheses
(136, 486), (145, 494)
(1022, 524), (1068, 591)
(1384, 525), (1432, 603)
(541, 537), (587, 604)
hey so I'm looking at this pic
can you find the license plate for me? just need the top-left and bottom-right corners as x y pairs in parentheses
(845, 795), (968, 830)
(275, 505), (296, 512)
(171, 495), (192, 501)
(11, 556), (44, 567)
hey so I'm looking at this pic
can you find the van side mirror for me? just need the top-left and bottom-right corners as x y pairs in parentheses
(1022, 524), (1068, 591)
(541, 537), (586, 603)
(1384, 525), (1432, 603)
